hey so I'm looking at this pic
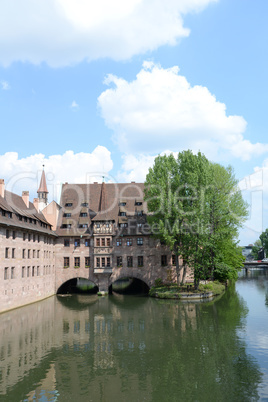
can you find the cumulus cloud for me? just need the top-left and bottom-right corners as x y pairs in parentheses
(0, 146), (113, 202)
(98, 62), (268, 161)
(0, 0), (216, 67)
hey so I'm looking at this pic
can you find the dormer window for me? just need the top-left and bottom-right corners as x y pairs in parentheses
(119, 202), (126, 206)
(63, 213), (71, 218)
(81, 202), (88, 207)
(65, 202), (73, 207)
(119, 212), (126, 216)
(80, 212), (88, 217)
(135, 201), (142, 206)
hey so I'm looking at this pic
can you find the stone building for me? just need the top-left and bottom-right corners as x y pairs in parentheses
(0, 172), (190, 312)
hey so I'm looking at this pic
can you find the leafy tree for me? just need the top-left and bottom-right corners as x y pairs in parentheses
(251, 239), (262, 260)
(260, 228), (268, 255)
(144, 150), (248, 288)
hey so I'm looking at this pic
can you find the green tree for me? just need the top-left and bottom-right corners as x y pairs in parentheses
(260, 228), (268, 255)
(144, 150), (248, 289)
(251, 239), (262, 260)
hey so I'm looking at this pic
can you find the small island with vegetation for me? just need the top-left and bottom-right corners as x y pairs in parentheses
(149, 278), (226, 300)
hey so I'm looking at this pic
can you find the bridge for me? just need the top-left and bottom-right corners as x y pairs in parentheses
(55, 264), (179, 295)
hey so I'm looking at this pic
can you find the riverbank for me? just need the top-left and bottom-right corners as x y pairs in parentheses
(149, 281), (226, 300)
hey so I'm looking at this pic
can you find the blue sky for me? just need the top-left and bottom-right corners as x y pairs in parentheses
(0, 0), (268, 245)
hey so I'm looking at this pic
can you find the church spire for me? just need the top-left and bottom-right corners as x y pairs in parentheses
(37, 166), (48, 210)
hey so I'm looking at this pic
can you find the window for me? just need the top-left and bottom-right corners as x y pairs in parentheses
(117, 256), (122, 267)
(119, 202), (126, 206)
(5, 248), (9, 258)
(172, 255), (176, 266)
(64, 239), (70, 247)
(137, 211), (143, 216)
(74, 257), (80, 267)
(85, 239), (90, 247)
(28, 233), (31, 241)
(116, 238), (122, 246)
(106, 223), (110, 228)
(137, 237), (143, 246)
(127, 256), (133, 267)
(136, 201), (142, 206)
(81, 202), (88, 207)
(33, 234), (36, 242)
(4, 267), (8, 280)
(80, 212), (88, 217)
(96, 257), (100, 267)
(23, 233), (26, 241)
(101, 238), (105, 247)
(22, 266), (25, 278)
(37, 250), (40, 258)
(11, 267), (15, 279)
(28, 249), (31, 258)
(63, 213), (72, 217)
(32, 266), (35, 277)
(126, 238), (132, 246)
(119, 212), (126, 216)
(102, 257), (105, 267)
(106, 238), (110, 247)
(33, 250), (35, 258)
(138, 256), (144, 267)
(12, 230), (16, 239)
(107, 257), (111, 267)
(96, 238), (100, 247)
(27, 266), (30, 277)
(64, 257), (69, 268)
(161, 255), (167, 266)
(12, 248), (15, 258)
(6, 229), (9, 239)
(22, 249), (26, 258)
(85, 257), (90, 268)
(65, 203), (73, 207)
(119, 223), (128, 228)
(37, 266), (40, 276)
(79, 224), (88, 228)
(74, 239), (80, 248)
(96, 223), (100, 228)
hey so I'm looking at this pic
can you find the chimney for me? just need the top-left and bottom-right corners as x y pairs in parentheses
(22, 191), (29, 208)
(0, 179), (5, 198)
(33, 198), (40, 212)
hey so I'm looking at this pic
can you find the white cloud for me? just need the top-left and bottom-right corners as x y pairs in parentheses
(98, 62), (268, 161)
(0, 146), (113, 202)
(1, 81), (10, 90)
(70, 100), (79, 109)
(0, 0), (216, 67)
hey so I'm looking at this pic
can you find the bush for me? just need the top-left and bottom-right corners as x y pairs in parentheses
(154, 278), (163, 287)
(214, 263), (238, 282)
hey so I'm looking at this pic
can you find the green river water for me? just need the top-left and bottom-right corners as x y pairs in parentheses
(1, 268), (268, 401)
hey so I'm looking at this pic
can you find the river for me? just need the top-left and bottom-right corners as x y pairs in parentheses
(0, 268), (268, 401)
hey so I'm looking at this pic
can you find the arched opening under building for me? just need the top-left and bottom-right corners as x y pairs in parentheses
(57, 278), (98, 295)
(110, 277), (149, 295)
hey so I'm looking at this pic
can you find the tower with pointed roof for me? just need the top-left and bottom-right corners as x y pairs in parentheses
(37, 167), (48, 211)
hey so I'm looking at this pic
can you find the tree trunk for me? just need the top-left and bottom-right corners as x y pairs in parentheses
(174, 244), (182, 285)
(181, 262), (187, 284)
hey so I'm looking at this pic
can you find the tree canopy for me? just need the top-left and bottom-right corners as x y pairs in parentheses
(144, 150), (248, 288)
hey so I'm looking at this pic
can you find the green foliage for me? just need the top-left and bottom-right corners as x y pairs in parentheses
(154, 278), (163, 287)
(213, 262), (238, 282)
(144, 150), (248, 289)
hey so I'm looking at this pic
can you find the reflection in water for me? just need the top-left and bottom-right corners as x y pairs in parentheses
(0, 276), (264, 401)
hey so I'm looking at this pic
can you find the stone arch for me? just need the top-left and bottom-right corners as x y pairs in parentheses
(109, 269), (153, 289)
(56, 276), (98, 294)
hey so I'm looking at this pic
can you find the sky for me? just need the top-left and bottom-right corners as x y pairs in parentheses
(0, 0), (268, 246)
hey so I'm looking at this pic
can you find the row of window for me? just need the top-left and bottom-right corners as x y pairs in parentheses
(116, 256), (144, 267)
(4, 265), (52, 279)
(1, 208), (49, 229)
(5, 248), (52, 259)
(63, 237), (144, 248)
(5, 229), (52, 244)
(64, 257), (91, 268)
